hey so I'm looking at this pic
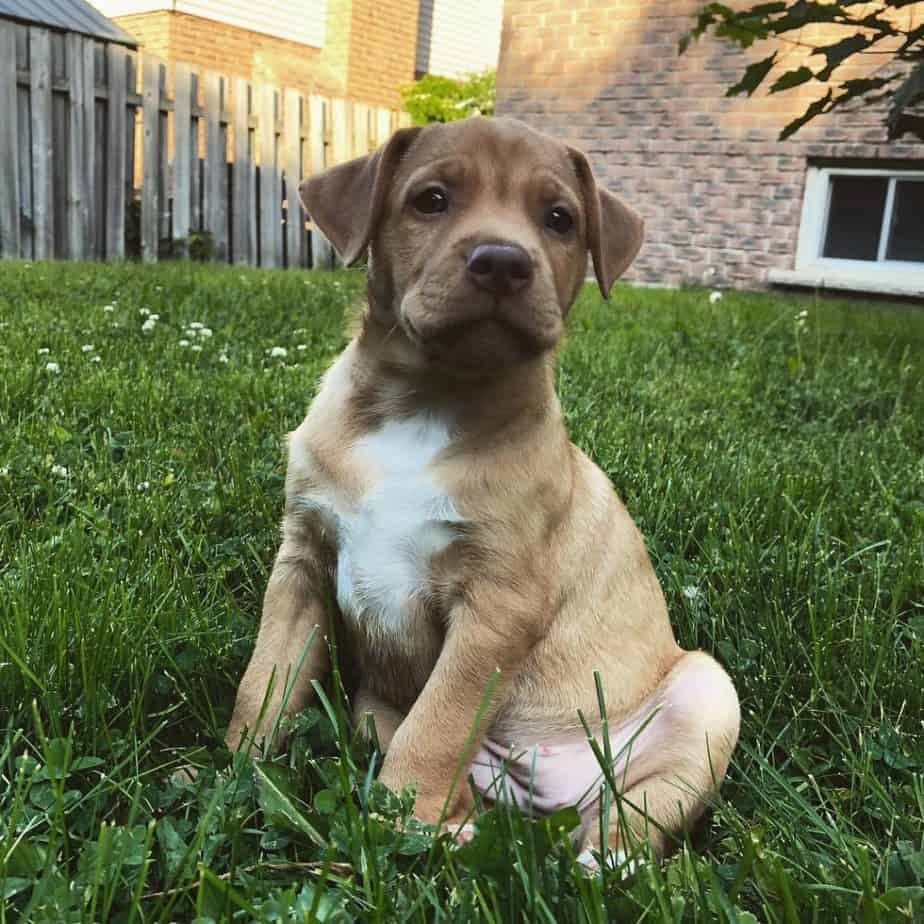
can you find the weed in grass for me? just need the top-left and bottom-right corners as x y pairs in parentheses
(0, 262), (922, 921)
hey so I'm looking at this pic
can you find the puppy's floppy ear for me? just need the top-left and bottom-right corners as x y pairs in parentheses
(298, 126), (421, 266)
(568, 147), (644, 298)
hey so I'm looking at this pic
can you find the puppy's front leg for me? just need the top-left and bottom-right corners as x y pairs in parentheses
(226, 535), (329, 754)
(378, 595), (539, 826)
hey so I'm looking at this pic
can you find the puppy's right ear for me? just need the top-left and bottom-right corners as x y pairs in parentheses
(298, 126), (421, 266)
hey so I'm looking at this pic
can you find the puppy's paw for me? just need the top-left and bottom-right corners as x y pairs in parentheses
(171, 765), (200, 786)
(448, 822), (477, 845)
(577, 847), (643, 879)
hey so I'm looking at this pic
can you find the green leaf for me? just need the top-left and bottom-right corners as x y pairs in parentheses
(770, 66), (814, 93)
(313, 788), (338, 815)
(2, 878), (32, 901)
(254, 762), (326, 846)
(727, 53), (778, 97)
(156, 816), (190, 880)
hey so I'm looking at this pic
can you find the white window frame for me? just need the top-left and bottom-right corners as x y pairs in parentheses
(793, 166), (924, 290)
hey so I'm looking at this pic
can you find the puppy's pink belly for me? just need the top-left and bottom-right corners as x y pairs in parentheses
(470, 702), (665, 817)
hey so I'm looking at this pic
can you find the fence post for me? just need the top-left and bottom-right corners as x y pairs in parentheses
(374, 107), (392, 151)
(307, 94), (332, 268)
(106, 44), (128, 259)
(283, 88), (304, 269)
(204, 72), (227, 261)
(232, 76), (253, 265)
(353, 102), (369, 155)
(0, 23), (20, 258)
(173, 62), (194, 255)
(258, 83), (281, 268)
(141, 54), (161, 263)
(29, 28), (54, 260)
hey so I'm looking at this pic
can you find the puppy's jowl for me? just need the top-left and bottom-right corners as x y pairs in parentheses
(227, 117), (740, 866)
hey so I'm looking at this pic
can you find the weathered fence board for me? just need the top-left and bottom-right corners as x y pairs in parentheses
(283, 88), (304, 268)
(259, 84), (281, 268)
(29, 28), (53, 260)
(308, 94), (333, 269)
(0, 24), (20, 258)
(204, 71), (228, 262)
(0, 34), (406, 267)
(106, 43), (128, 259)
(173, 62), (194, 251)
(232, 76), (253, 265)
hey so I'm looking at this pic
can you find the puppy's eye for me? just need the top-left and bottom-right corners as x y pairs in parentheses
(413, 187), (449, 215)
(545, 206), (574, 235)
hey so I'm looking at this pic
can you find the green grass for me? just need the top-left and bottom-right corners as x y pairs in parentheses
(0, 260), (922, 922)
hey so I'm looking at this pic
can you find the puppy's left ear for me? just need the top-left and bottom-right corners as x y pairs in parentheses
(298, 126), (421, 266)
(568, 147), (644, 298)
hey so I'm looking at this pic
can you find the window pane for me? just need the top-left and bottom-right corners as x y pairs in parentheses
(822, 176), (888, 261)
(886, 180), (924, 263)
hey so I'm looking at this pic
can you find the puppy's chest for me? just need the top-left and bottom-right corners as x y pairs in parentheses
(299, 417), (463, 642)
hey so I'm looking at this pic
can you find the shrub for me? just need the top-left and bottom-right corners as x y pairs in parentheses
(401, 69), (496, 125)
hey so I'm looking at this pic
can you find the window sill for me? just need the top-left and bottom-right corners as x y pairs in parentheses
(768, 267), (924, 298)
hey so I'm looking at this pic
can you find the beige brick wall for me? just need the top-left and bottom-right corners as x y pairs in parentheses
(113, 0), (420, 108)
(496, 0), (924, 288)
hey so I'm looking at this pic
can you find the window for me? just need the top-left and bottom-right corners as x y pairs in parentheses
(789, 167), (924, 294)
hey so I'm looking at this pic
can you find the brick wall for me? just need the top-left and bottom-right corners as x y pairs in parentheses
(113, 0), (420, 108)
(496, 0), (923, 288)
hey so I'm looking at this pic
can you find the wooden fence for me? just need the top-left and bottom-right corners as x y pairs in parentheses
(0, 20), (410, 268)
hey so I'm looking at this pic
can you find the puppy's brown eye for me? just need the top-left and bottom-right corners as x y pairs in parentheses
(545, 206), (574, 235)
(413, 187), (449, 215)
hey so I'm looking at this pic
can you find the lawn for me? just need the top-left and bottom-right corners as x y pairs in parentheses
(0, 260), (922, 922)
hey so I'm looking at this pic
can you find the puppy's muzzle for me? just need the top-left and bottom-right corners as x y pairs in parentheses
(466, 243), (534, 296)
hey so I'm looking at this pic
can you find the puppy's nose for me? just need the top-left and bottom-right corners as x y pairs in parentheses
(466, 243), (533, 295)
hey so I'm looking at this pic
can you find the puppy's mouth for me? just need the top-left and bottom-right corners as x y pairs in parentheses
(402, 311), (545, 358)
(400, 290), (559, 359)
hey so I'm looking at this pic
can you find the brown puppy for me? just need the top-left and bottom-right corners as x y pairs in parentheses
(227, 117), (740, 866)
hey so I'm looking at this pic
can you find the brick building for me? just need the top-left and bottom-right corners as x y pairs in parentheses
(93, 0), (502, 109)
(497, 1), (924, 297)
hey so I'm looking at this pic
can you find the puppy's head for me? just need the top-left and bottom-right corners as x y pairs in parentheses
(300, 117), (643, 374)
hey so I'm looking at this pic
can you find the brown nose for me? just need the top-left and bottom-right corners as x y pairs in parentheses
(466, 243), (533, 295)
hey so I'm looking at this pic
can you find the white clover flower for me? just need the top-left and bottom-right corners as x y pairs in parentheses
(81, 344), (94, 353)
(270, 346), (287, 358)
(191, 344), (202, 352)
(137, 481), (150, 492)
(682, 585), (701, 601)
(188, 322), (204, 330)
(148, 313), (160, 322)
(796, 309), (808, 320)
(198, 327), (212, 338)
(91, 355), (101, 363)
(141, 319), (156, 333)
(37, 347), (50, 355)
(103, 304), (115, 313)
(709, 291), (723, 305)
(45, 361), (60, 374)
(140, 308), (150, 317)
(51, 464), (69, 478)
(0, 466), (10, 477)
(297, 344), (307, 351)
(218, 353), (229, 364)
(179, 339), (191, 347)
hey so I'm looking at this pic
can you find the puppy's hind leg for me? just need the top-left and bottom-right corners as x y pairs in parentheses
(582, 651), (740, 868)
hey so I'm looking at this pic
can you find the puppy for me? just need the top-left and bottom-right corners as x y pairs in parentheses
(227, 117), (740, 864)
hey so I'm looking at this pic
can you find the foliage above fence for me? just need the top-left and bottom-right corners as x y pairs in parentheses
(0, 19), (410, 268)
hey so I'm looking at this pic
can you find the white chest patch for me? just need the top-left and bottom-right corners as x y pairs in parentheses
(303, 416), (461, 639)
